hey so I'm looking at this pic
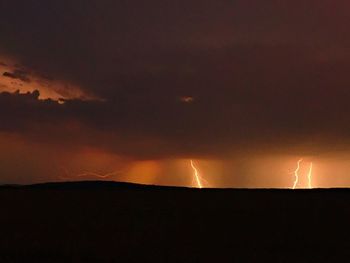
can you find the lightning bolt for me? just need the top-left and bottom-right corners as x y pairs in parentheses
(190, 160), (210, 188)
(292, 159), (303, 189)
(58, 166), (123, 181)
(307, 162), (313, 189)
(291, 159), (314, 189)
(76, 171), (121, 179)
(190, 160), (203, 188)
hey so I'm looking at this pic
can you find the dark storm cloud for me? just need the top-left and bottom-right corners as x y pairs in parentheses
(2, 0), (350, 96)
(1, 0), (350, 158)
(3, 70), (31, 82)
(1, 82), (350, 159)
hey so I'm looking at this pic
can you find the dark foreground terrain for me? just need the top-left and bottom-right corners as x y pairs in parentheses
(1, 181), (350, 262)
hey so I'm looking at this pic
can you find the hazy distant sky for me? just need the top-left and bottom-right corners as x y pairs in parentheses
(1, 1), (350, 187)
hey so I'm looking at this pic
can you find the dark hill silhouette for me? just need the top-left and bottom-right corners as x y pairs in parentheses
(0, 181), (349, 262)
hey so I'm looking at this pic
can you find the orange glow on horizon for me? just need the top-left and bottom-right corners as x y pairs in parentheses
(125, 161), (160, 185)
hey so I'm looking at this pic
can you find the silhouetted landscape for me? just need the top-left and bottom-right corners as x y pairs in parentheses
(1, 181), (350, 262)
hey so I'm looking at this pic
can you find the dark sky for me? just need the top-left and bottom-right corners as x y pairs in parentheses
(1, 0), (350, 187)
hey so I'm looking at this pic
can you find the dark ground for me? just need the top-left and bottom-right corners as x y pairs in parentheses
(0, 181), (350, 262)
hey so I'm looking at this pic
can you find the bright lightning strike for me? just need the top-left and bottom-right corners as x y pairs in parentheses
(190, 160), (210, 188)
(291, 159), (314, 189)
(190, 160), (203, 188)
(292, 159), (303, 189)
(307, 162), (313, 189)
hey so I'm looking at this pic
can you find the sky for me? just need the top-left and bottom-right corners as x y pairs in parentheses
(1, 0), (350, 188)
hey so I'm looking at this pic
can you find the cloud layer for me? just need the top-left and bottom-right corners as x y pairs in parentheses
(1, 1), (350, 183)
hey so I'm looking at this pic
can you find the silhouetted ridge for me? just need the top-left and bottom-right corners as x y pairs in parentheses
(0, 181), (192, 190)
(1, 181), (350, 262)
(1, 181), (350, 192)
